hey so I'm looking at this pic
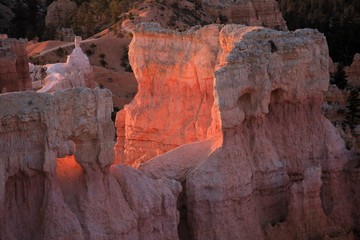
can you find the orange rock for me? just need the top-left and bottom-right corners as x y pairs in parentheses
(131, 24), (356, 239)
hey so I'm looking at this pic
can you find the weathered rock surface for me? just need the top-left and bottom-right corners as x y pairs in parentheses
(115, 23), (223, 166)
(45, 0), (77, 28)
(0, 36), (31, 93)
(37, 37), (96, 93)
(0, 88), (181, 239)
(123, 24), (359, 239)
(345, 53), (360, 87)
(121, 0), (287, 34)
(201, 0), (287, 30)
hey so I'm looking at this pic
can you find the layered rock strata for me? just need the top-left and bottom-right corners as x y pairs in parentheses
(0, 88), (180, 239)
(0, 36), (31, 93)
(120, 23), (358, 238)
(201, 0), (287, 30)
(115, 23), (222, 166)
(45, 0), (77, 28)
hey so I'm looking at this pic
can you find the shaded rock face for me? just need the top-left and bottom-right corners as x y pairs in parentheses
(345, 53), (360, 87)
(0, 88), (180, 240)
(45, 0), (77, 28)
(126, 24), (359, 239)
(201, 0), (287, 30)
(0, 36), (31, 93)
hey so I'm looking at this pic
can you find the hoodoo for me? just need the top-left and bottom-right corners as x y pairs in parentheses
(37, 37), (96, 93)
(118, 23), (358, 239)
(0, 88), (180, 240)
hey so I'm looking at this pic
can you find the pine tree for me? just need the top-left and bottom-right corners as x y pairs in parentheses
(346, 88), (360, 129)
(330, 63), (348, 90)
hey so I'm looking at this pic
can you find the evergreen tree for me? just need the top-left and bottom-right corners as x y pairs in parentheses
(346, 88), (360, 129)
(330, 63), (348, 90)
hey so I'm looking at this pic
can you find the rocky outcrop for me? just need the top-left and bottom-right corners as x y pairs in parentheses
(115, 23), (222, 166)
(121, 0), (287, 34)
(120, 24), (359, 239)
(0, 36), (31, 93)
(0, 88), (180, 239)
(345, 53), (360, 87)
(37, 37), (96, 93)
(45, 0), (77, 28)
(201, 0), (287, 30)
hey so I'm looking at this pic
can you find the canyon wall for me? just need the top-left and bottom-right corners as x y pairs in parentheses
(124, 24), (359, 239)
(201, 0), (287, 30)
(0, 88), (180, 240)
(45, 0), (77, 28)
(0, 36), (31, 93)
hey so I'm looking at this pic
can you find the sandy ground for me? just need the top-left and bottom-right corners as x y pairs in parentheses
(94, 66), (137, 109)
(27, 38), (137, 109)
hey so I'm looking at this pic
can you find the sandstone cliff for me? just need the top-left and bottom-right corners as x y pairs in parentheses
(119, 23), (358, 239)
(0, 88), (180, 239)
(45, 0), (77, 28)
(121, 0), (287, 34)
(201, 0), (287, 30)
(0, 36), (31, 93)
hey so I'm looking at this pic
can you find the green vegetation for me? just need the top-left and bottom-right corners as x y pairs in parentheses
(330, 64), (348, 90)
(99, 53), (107, 67)
(277, 0), (360, 65)
(346, 88), (360, 129)
(68, 0), (137, 38)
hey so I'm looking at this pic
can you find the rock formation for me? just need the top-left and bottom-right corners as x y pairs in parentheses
(37, 37), (96, 93)
(116, 23), (359, 238)
(121, 0), (287, 34)
(0, 88), (180, 239)
(201, 0), (287, 30)
(45, 0), (77, 28)
(115, 23), (222, 166)
(0, 35), (31, 93)
(345, 53), (360, 87)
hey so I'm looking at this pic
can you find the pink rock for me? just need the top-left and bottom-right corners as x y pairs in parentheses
(133, 24), (357, 239)
(37, 37), (96, 93)
(0, 88), (180, 239)
(0, 37), (31, 93)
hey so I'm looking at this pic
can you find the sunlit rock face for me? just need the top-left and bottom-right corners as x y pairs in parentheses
(0, 88), (180, 240)
(115, 23), (223, 166)
(0, 36), (31, 93)
(128, 24), (358, 239)
(37, 37), (96, 93)
(201, 0), (287, 30)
